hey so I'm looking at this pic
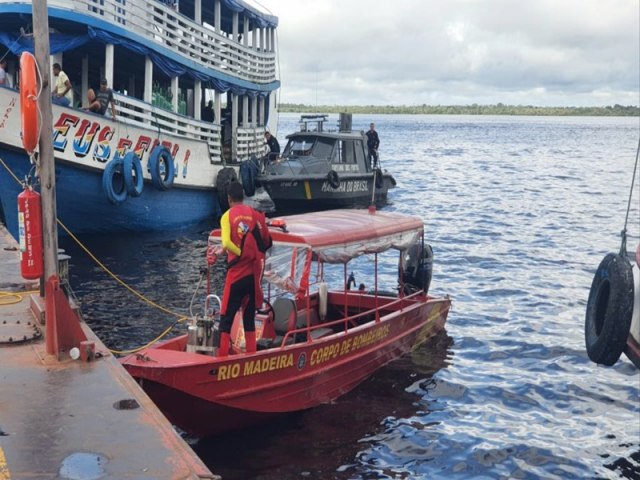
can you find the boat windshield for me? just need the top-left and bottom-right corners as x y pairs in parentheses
(263, 244), (311, 298)
(284, 137), (334, 158)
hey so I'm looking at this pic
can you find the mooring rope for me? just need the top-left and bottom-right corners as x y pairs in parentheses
(620, 137), (640, 256)
(0, 155), (189, 353)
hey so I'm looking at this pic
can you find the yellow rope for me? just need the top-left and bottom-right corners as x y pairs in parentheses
(57, 221), (185, 319)
(108, 317), (189, 355)
(1, 155), (189, 352)
(0, 290), (39, 305)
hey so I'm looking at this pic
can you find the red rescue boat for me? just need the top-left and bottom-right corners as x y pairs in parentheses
(121, 209), (452, 437)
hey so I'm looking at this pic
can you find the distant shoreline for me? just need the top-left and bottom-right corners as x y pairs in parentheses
(279, 103), (639, 117)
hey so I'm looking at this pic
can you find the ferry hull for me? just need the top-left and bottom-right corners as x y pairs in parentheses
(0, 88), (223, 238)
(0, 148), (220, 237)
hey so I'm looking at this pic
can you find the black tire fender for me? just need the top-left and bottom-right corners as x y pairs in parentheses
(216, 167), (238, 212)
(240, 160), (257, 197)
(585, 253), (634, 366)
(327, 170), (340, 189)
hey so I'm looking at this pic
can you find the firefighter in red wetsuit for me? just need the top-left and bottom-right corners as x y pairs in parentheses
(216, 181), (271, 356)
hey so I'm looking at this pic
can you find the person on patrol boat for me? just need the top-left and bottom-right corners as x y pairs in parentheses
(214, 181), (272, 356)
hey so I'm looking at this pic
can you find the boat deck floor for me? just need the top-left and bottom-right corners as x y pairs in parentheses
(0, 225), (216, 479)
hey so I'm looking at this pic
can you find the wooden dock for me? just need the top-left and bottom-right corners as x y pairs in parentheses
(0, 225), (217, 479)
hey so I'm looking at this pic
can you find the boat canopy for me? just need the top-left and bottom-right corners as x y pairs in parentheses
(210, 209), (424, 264)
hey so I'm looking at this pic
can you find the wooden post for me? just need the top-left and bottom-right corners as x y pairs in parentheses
(32, 0), (58, 285)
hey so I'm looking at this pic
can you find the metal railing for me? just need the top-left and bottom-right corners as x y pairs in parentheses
(45, 0), (277, 84)
(114, 93), (267, 164)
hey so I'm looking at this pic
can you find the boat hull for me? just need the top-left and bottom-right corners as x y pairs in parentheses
(122, 296), (450, 437)
(259, 173), (395, 213)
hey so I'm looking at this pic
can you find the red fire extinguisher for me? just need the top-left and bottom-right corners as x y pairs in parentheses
(18, 186), (43, 280)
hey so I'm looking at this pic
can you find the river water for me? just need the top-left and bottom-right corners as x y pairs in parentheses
(60, 113), (640, 479)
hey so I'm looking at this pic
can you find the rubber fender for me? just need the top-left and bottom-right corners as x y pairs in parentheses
(149, 145), (175, 191)
(327, 170), (340, 189)
(102, 157), (127, 205)
(585, 253), (634, 366)
(123, 152), (144, 197)
(240, 159), (257, 197)
(216, 167), (238, 212)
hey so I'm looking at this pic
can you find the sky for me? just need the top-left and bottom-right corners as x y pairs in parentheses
(251, 0), (640, 107)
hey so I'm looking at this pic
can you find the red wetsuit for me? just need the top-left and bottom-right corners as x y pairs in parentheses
(219, 204), (271, 337)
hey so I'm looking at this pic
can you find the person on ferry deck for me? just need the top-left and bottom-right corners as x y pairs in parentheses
(0, 59), (12, 88)
(86, 78), (116, 120)
(264, 131), (280, 162)
(214, 181), (272, 356)
(202, 100), (214, 122)
(52, 63), (73, 107)
(366, 122), (380, 169)
(96, 78), (117, 120)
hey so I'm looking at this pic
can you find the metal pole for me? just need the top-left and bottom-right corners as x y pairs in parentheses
(32, 0), (59, 283)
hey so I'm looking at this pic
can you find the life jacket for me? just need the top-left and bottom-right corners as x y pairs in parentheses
(225, 204), (258, 280)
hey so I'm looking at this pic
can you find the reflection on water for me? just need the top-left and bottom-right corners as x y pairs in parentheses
(61, 114), (639, 479)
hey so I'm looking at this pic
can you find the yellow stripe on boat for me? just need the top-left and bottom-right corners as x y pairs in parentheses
(304, 181), (312, 199)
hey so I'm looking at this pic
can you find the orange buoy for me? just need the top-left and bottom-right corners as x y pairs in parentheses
(19, 52), (39, 154)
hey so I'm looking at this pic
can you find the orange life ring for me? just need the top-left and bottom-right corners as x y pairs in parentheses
(19, 52), (39, 154)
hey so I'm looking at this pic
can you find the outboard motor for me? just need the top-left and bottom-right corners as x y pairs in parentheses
(187, 294), (221, 355)
(401, 243), (433, 295)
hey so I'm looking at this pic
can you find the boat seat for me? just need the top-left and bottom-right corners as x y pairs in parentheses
(257, 298), (336, 350)
(257, 298), (299, 350)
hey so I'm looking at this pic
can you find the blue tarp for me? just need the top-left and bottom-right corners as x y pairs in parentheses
(0, 31), (89, 55)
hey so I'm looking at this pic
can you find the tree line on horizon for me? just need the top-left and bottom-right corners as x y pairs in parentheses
(278, 103), (639, 116)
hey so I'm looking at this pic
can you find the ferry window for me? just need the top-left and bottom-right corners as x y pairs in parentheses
(313, 138), (334, 159)
(354, 140), (365, 164)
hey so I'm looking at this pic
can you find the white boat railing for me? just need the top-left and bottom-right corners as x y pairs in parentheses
(237, 127), (267, 160)
(114, 93), (267, 164)
(44, 0), (277, 85)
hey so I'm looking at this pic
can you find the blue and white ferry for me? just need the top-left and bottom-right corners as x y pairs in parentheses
(0, 0), (279, 238)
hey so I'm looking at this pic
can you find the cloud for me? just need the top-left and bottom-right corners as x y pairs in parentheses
(254, 0), (639, 106)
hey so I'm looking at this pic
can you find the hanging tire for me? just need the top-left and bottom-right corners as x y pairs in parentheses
(149, 145), (175, 191)
(102, 158), (127, 205)
(216, 167), (238, 212)
(327, 170), (340, 189)
(374, 168), (384, 189)
(585, 253), (634, 366)
(240, 159), (257, 197)
(123, 152), (144, 197)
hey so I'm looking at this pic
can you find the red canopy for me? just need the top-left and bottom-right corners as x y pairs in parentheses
(210, 209), (424, 263)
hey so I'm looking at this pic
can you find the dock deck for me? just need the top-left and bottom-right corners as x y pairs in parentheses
(0, 225), (216, 479)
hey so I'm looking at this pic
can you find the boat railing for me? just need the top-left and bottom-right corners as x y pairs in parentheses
(276, 290), (424, 348)
(47, 0), (277, 84)
(113, 93), (223, 162)
(236, 127), (267, 161)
